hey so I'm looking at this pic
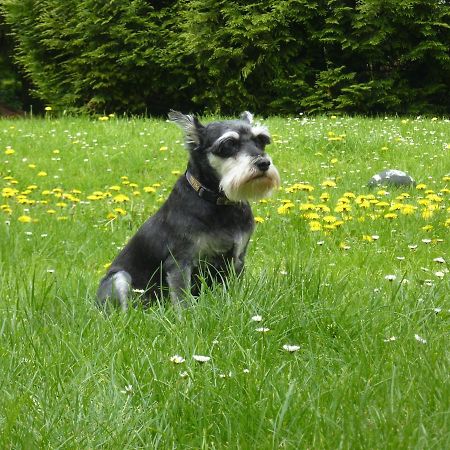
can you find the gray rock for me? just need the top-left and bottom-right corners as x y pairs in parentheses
(367, 169), (416, 188)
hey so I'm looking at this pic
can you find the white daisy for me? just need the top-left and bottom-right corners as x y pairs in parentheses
(282, 344), (301, 352)
(170, 355), (185, 364)
(251, 315), (263, 322)
(193, 355), (211, 363)
(414, 334), (427, 344)
(255, 327), (270, 333)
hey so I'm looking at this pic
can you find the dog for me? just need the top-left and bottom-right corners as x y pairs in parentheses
(97, 111), (281, 311)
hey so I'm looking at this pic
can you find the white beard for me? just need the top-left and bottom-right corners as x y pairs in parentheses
(208, 153), (281, 202)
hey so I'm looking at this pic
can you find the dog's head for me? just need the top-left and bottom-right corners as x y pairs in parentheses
(169, 110), (281, 201)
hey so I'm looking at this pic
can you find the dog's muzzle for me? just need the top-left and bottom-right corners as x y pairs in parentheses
(255, 157), (271, 172)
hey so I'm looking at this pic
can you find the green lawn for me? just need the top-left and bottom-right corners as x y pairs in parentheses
(0, 114), (449, 449)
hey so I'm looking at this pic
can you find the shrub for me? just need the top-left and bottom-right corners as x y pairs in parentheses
(2, 0), (449, 115)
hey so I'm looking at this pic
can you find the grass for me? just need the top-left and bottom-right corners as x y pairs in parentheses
(0, 114), (449, 449)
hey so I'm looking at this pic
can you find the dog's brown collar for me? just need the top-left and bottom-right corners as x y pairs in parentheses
(185, 171), (236, 206)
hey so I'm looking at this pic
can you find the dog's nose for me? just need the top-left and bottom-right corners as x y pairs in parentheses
(256, 158), (271, 172)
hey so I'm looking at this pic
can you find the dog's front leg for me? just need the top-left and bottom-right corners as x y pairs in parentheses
(164, 258), (192, 310)
(232, 234), (251, 275)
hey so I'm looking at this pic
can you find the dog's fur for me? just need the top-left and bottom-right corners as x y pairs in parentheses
(97, 111), (280, 311)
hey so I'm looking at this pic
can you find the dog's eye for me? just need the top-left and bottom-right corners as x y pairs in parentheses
(217, 139), (238, 157)
(254, 134), (271, 148)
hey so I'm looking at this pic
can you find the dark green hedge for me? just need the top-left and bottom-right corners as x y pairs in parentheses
(1, 0), (449, 115)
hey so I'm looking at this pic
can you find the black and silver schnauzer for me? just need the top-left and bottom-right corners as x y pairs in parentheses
(97, 111), (281, 311)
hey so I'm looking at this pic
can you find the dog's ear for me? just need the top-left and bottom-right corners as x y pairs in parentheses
(168, 110), (204, 149)
(240, 111), (254, 124)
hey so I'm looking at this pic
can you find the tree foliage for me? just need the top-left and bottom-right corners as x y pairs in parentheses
(1, 0), (449, 115)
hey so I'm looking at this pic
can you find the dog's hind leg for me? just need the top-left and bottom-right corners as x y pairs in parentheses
(97, 270), (132, 312)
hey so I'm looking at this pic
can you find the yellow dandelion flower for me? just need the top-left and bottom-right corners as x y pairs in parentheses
(298, 183), (314, 192)
(144, 186), (156, 193)
(443, 175), (450, 182)
(316, 204), (330, 212)
(323, 215), (337, 224)
(37, 171), (47, 177)
(330, 158), (338, 164)
(57, 216), (68, 221)
(98, 116), (109, 121)
(254, 216), (265, 223)
(389, 203), (403, 211)
(107, 212), (117, 220)
(18, 215), (32, 223)
(109, 185), (121, 191)
(113, 194), (130, 203)
(171, 170), (181, 176)
(362, 235), (373, 242)
(45, 106), (52, 111)
(160, 146), (168, 151)
(421, 225), (433, 232)
(28, 164), (36, 169)
(2, 187), (18, 198)
(53, 149), (60, 154)
(113, 208), (127, 215)
(422, 209), (434, 220)
(426, 194), (443, 203)
(328, 136), (344, 142)
(5, 148), (15, 155)
(444, 218), (450, 228)
(343, 192), (356, 199)
(384, 213), (397, 219)
(309, 221), (322, 231)
(401, 205), (416, 215)
(321, 180), (337, 188)
(416, 183), (427, 190)
(299, 203), (316, 211)
(334, 203), (352, 213)
(277, 203), (294, 214)
(320, 192), (330, 202)
(303, 212), (320, 220)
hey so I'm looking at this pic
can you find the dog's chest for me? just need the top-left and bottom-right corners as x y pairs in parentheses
(195, 231), (250, 260)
